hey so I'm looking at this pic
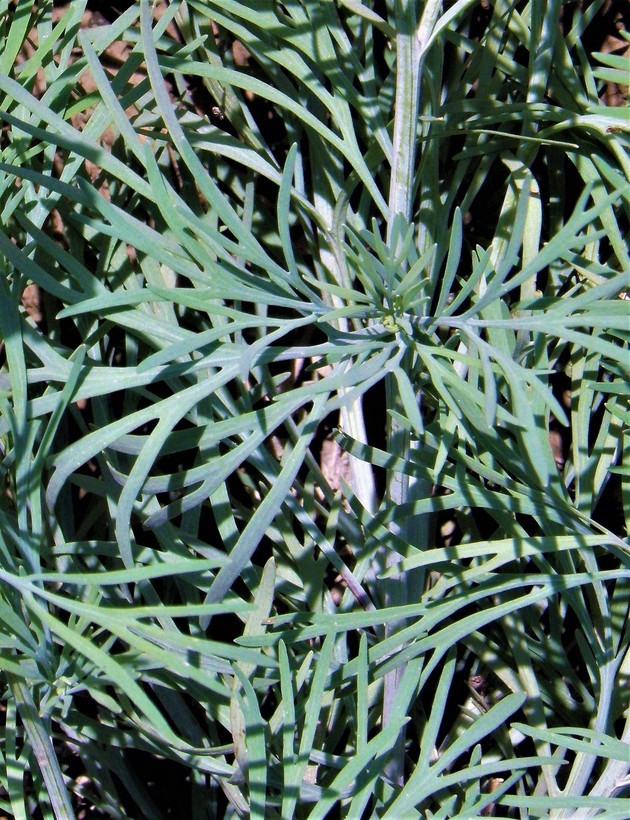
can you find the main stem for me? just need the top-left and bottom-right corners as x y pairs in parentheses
(382, 0), (442, 787)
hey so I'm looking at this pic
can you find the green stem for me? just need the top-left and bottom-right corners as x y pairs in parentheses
(383, 0), (443, 787)
(385, 0), (443, 517)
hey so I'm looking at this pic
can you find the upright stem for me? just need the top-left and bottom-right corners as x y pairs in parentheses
(387, 5), (421, 236)
(387, 0), (442, 232)
(385, 0), (442, 517)
(382, 0), (442, 787)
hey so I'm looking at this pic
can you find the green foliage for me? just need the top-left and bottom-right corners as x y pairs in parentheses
(0, 0), (628, 816)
